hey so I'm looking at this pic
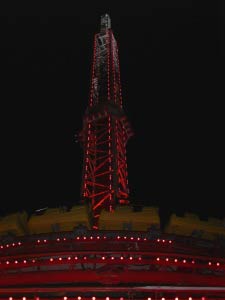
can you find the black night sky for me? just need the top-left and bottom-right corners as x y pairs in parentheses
(1, 2), (224, 222)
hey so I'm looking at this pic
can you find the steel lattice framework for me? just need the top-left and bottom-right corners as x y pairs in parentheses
(80, 14), (132, 229)
(1, 13), (225, 300)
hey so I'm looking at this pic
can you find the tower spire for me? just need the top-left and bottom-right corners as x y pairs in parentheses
(100, 13), (111, 31)
(80, 14), (132, 229)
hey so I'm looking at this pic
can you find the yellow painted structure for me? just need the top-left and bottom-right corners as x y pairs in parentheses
(165, 213), (225, 240)
(201, 217), (225, 240)
(0, 205), (224, 241)
(0, 211), (28, 237)
(165, 213), (201, 236)
(28, 205), (90, 234)
(99, 206), (160, 231)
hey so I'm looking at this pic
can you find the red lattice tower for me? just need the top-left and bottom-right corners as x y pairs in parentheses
(80, 14), (133, 229)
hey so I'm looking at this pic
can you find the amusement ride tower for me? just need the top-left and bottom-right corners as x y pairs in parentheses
(0, 13), (225, 300)
(80, 14), (132, 229)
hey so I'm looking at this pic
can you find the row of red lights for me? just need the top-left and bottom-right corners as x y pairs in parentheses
(83, 121), (91, 198)
(0, 242), (22, 249)
(111, 32), (130, 202)
(111, 31), (117, 104)
(38, 236), (172, 242)
(107, 30), (110, 101)
(5, 297), (207, 300)
(0, 255), (223, 268)
(83, 29), (97, 196)
(114, 29), (129, 188)
(108, 115), (113, 209)
(89, 33), (97, 107)
(0, 237), (172, 249)
(0, 256), (142, 265)
(0, 235), (172, 249)
(115, 37), (123, 108)
(155, 257), (222, 267)
(109, 28), (130, 202)
(107, 31), (113, 210)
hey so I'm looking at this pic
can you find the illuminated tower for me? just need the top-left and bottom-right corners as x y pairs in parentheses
(80, 14), (132, 229)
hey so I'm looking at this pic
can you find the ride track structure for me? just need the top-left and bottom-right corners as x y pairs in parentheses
(0, 14), (225, 300)
(0, 231), (225, 299)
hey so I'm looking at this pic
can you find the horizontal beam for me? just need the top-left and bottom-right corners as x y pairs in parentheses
(0, 270), (225, 286)
(0, 285), (225, 295)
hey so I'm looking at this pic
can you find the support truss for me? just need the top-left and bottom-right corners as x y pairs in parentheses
(80, 14), (132, 228)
